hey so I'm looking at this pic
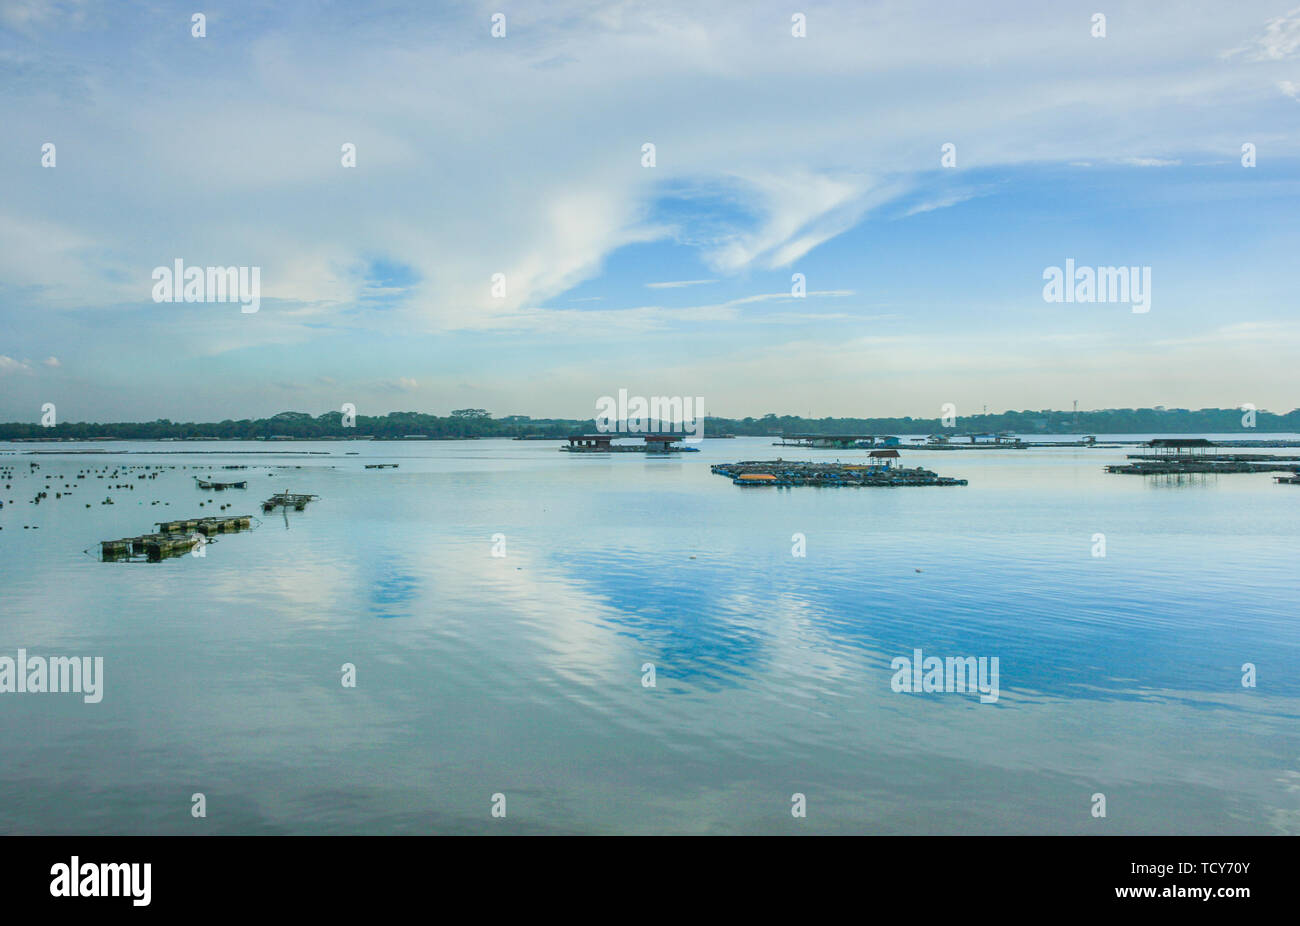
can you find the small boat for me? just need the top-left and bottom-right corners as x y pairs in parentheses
(195, 477), (248, 490)
(364, 463), (399, 469)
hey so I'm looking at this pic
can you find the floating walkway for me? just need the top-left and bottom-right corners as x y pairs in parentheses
(712, 460), (967, 487)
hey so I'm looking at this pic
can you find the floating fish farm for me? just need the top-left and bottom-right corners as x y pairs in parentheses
(1106, 460), (1300, 475)
(711, 460), (968, 487)
(100, 514), (255, 562)
(1105, 438), (1300, 475)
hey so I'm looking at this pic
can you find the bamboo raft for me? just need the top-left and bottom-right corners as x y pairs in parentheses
(262, 491), (318, 512)
(100, 533), (200, 562)
(711, 460), (967, 487)
(100, 514), (255, 562)
(156, 515), (253, 534)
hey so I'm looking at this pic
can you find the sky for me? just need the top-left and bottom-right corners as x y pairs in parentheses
(1, 0), (1299, 423)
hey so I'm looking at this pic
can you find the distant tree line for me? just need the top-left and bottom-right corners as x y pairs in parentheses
(721, 407), (1300, 436)
(0, 407), (1296, 440)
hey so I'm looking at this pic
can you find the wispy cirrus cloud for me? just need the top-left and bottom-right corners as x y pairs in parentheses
(1114, 157), (1183, 167)
(463, 288), (860, 336)
(1223, 6), (1300, 60)
(702, 171), (907, 272)
(645, 279), (717, 289)
(901, 188), (990, 217)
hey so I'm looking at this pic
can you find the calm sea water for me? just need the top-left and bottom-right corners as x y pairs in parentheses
(1, 436), (1297, 834)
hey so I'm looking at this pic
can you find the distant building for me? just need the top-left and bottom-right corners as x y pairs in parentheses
(868, 449), (900, 468)
(1145, 438), (1216, 456)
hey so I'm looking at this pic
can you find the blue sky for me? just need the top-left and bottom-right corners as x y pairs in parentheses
(2, 0), (1299, 422)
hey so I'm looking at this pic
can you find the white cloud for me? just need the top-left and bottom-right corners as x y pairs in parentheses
(702, 171), (899, 272)
(1224, 7), (1300, 60)
(3, 0), (1299, 418)
(1114, 157), (1183, 167)
(9, 0), (1289, 340)
(464, 289), (859, 337)
(645, 279), (717, 289)
(902, 189), (987, 217)
(1152, 320), (1300, 347)
(0, 214), (136, 307)
(0, 0), (91, 30)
